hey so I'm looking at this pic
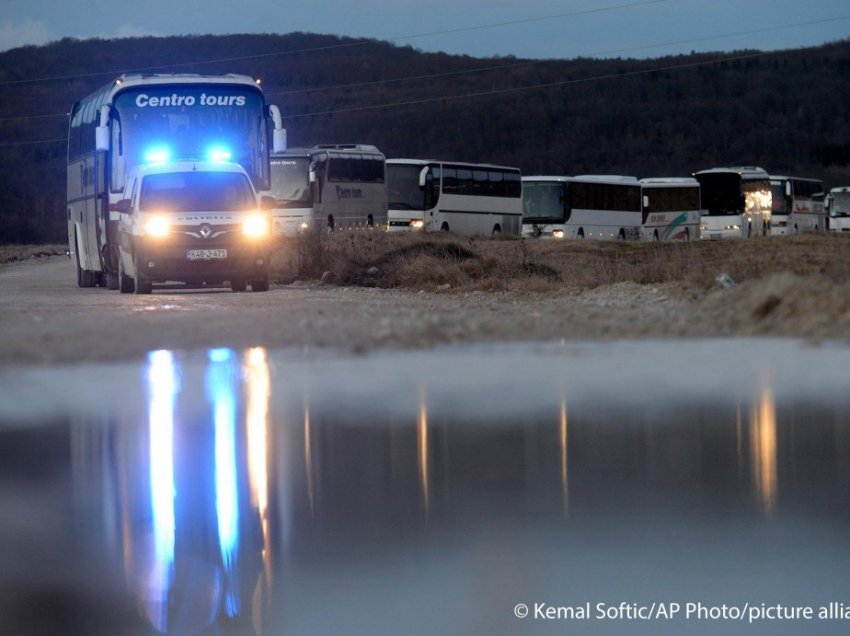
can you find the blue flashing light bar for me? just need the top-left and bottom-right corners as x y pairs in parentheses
(208, 147), (232, 163)
(145, 147), (171, 164)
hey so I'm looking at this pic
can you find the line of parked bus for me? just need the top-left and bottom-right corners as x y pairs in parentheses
(268, 154), (846, 243)
(67, 72), (850, 293)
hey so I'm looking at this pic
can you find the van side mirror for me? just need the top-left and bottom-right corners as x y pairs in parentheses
(260, 196), (278, 210)
(109, 199), (132, 214)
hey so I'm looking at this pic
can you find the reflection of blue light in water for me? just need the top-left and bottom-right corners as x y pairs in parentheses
(206, 348), (241, 618)
(147, 350), (178, 616)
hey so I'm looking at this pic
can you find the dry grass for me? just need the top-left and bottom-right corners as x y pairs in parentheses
(0, 244), (67, 264)
(270, 231), (850, 293)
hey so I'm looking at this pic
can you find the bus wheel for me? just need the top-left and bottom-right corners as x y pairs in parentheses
(118, 255), (134, 294)
(685, 228), (690, 242)
(492, 224), (502, 238)
(653, 230), (659, 241)
(326, 215), (335, 234)
(618, 229), (626, 241)
(230, 277), (246, 292)
(367, 214), (374, 228)
(75, 234), (97, 288)
(441, 222), (450, 233)
(577, 228), (585, 239)
(747, 223), (752, 238)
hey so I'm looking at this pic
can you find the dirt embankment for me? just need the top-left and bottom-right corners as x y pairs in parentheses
(1, 233), (849, 366)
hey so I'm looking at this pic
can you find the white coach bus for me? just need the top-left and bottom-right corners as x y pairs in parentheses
(825, 186), (850, 233)
(693, 166), (771, 239)
(387, 159), (522, 236)
(639, 177), (702, 241)
(67, 73), (285, 288)
(522, 175), (643, 240)
(268, 144), (387, 235)
(521, 176), (570, 238)
(769, 175), (825, 235)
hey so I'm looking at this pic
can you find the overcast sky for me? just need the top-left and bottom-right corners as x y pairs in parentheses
(1, 0), (848, 59)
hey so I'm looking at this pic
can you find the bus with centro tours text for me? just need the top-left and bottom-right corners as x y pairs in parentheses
(387, 159), (522, 236)
(268, 144), (387, 235)
(67, 73), (286, 288)
(768, 175), (825, 235)
(693, 166), (771, 239)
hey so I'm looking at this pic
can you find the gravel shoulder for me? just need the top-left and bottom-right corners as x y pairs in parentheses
(1, 250), (848, 367)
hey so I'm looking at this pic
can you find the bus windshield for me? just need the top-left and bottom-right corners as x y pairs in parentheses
(697, 173), (743, 216)
(770, 182), (788, 214)
(743, 179), (771, 216)
(387, 164), (426, 210)
(114, 87), (265, 185)
(269, 157), (311, 204)
(522, 182), (565, 222)
(140, 172), (256, 212)
(831, 193), (850, 217)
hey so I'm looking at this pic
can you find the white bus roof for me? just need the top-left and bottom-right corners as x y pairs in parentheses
(694, 166), (769, 179)
(769, 175), (823, 183)
(278, 145), (385, 158)
(640, 177), (699, 187)
(106, 73), (260, 96)
(522, 175), (571, 183)
(386, 158), (521, 172)
(572, 175), (639, 184)
(828, 186), (850, 194)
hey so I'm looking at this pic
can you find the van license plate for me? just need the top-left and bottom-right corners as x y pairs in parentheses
(187, 249), (227, 260)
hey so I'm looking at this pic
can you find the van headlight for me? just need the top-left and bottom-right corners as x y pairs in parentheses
(143, 215), (171, 237)
(243, 213), (269, 237)
(552, 229), (565, 238)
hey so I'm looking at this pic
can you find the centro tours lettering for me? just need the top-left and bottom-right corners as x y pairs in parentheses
(134, 93), (247, 108)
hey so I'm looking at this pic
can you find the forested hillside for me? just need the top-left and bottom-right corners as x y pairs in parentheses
(1, 32), (849, 243)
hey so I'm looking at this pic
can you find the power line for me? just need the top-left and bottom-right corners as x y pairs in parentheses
(266, 13), (850, 99)
(5, 12), (849, 127)
(0, 0), (674, 88)
(0, 48), (780, 147)
(281, 51), (773, 122)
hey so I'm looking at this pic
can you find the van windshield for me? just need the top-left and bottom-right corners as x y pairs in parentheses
(140, 172), (256, 212)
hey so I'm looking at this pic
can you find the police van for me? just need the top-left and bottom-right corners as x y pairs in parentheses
(112, 159), (273, 293)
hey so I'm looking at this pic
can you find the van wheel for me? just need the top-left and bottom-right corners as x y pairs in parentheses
(492, 224), (502, 238)
(118, 255), (134, 294)
(251, 277), (270, 292)
(441, 222), (450, 233)
(577, 228), (585, 239)
(133, 254), (152, 294)
(618, 229), (626, 241)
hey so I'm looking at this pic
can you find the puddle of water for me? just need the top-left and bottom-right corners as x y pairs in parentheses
(2, 339), (850, 635)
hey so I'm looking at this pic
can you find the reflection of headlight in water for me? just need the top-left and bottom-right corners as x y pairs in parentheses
(147, 349), (178, 630)
(207, 348), (241, 618)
